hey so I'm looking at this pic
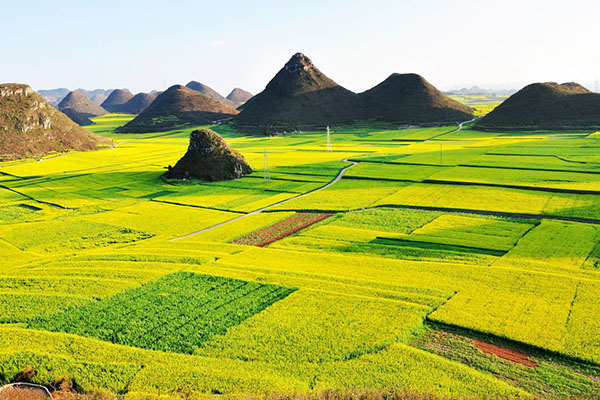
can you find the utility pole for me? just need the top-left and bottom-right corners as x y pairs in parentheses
(326, 126), (332, 152)
(263, 147), (271, 183)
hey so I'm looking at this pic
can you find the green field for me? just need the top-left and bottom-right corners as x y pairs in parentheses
(449, 94), (509, 116)
(1, 114), (600, 398)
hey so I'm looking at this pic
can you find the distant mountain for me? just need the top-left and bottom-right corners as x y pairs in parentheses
(37, 88), (71, 106)
(475, 82), (600, 131)
(235, 53), (473, 132)
(57, 91), (107, 126)
(101, 89), (134, 113)
(186, 81), (239, 109)
(444, 86), (517, 96)
(164, 128), (251, 181)
(37, 88), (114, 106)
(119, 92), (158, 114)
(76, 89), (114, 105)
(226, 88), (253, 106)
(117, 85), (238, 133)
(359, 73), (473, 124)
(235, 53), (360, 131)
(0, 83), (110, 161)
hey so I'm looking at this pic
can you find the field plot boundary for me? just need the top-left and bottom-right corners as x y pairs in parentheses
(411, 320), (600, 398)
(169, 159), (358, 240)
(419, 320), (600, 367)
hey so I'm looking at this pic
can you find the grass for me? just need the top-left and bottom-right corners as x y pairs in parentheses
(0, 114), (599, 398)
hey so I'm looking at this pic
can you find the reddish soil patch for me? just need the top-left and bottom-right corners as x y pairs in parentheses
(232, 212), (333, 247)
(474, 339), (538, 367)
(0, 386), (51, 400)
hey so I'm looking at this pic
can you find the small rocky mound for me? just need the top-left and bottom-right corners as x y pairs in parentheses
(0, 83), (110, 161)
(120, 92), (158, 114)
(117, 85), (238, 133)
(101, 89), (134, 112)
(475, 82), (600, 130)
(164, 128), (251, 181)
(226, 88), (253, 106)
(58, 91), (107, 125)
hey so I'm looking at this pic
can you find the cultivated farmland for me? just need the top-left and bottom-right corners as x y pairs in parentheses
(1, 114), (600, 399)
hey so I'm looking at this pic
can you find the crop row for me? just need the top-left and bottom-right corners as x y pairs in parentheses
(30, 272), (295, 353)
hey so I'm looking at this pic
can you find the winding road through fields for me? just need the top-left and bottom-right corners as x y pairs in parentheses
(169, 119), (479, 241)
(170, 117), (600, 241)
(169, 158), (359, 240)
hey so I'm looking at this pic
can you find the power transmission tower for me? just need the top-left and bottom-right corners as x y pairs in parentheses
(326, 126), (332, 152)
(263, 147), (271, 183)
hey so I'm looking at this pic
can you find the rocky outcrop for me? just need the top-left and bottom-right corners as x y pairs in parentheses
(0, 83), (110, 161)
(164, 128), (251, 181)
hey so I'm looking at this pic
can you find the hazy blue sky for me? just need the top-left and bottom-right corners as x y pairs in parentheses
(2, 0), (599, 95)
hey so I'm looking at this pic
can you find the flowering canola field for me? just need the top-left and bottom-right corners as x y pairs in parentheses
(1, 115), (600, 398)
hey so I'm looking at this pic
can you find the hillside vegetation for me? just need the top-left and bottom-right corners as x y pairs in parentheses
(476, 82), (600, 130)
(235, 53), (473, 132)
(0, 83), (110, 160)
(117, 85), (238, 133)
(58, 91), (107, 126)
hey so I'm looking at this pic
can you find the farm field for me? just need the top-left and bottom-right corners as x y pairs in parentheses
(1, 114), (600, 399)
(449, 94), (509, 116)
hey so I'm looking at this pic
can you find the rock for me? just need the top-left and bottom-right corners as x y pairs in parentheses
(164, 128), (251, 181)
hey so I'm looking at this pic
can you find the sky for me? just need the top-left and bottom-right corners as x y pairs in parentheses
(2, 0), (599, 95)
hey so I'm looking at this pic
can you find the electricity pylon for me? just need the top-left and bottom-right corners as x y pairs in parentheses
(326, 126), (332, 152)
(263, 147), (271, 183)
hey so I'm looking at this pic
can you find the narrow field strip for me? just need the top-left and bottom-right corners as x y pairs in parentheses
(423, 178), (600, 195)
(372, 204), (600, 225)
(474, 339), (538, 367)
(232, 212), (333, 246)
(410, 322), (600, 398)
(460, 163), (600, 175)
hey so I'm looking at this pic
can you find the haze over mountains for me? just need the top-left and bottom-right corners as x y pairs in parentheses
(444, 86), (517, 96)
(38, 88), (113, 106)
(235, 53), (473, 132)
(475, 82), (600, 130)
(0, 84), (109, 160)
